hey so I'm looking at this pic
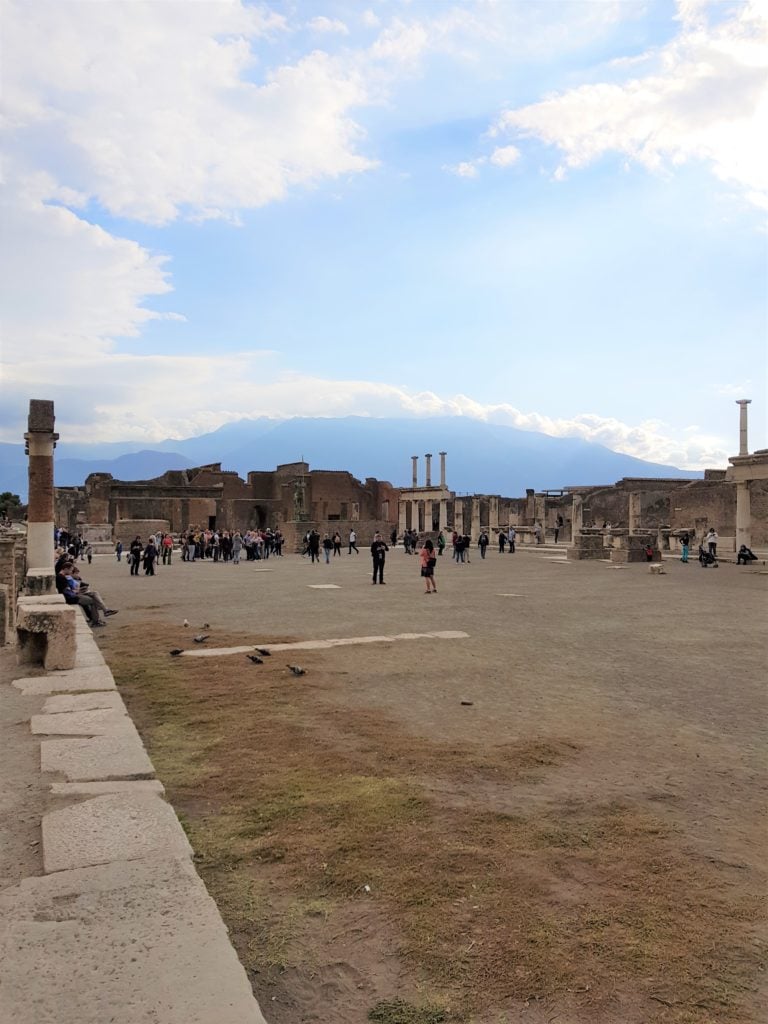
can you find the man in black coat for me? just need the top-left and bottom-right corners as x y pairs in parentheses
(371, 532), (389, 584)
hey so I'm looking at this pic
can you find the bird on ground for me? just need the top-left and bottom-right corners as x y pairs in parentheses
(193, 634), (209, 643)
(170, 649), (183, 657)
(247, 654), (264, 664)
(288, 665), (306, 676)
(254, 648), (271, 656)
(183, 619), (189, 628)
(202, 622), (210, 629)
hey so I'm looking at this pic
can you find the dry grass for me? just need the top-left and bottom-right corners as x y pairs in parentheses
(101, 623), (766, 1023)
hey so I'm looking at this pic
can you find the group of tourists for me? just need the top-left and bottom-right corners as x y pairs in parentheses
(301, 529), (359, 561)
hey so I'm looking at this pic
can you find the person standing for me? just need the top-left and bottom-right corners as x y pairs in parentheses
(232, 532), (243, 565)
(419, 538), (437, 593)
(680, 532), (690, 564)
(162, 533), (174, 565)
(322, 533), (333, 564)
(348, 529), (359, 555)
(115, 540), (123, 562)
(308, 529), (321, 564)
(498, 531), (506, 554)
(437, 530), (446, 556)
(706, 528), (718, 558)
(333, 531), (342, 557)
(533, 522), (543, 545)
(507, 526), (516, 553)
(390, 527), (398, 548)
(478, 530), (488, 559)
(371, 532), (388, 584)
(129, 536), (142, 576)
(143, 538), (158, 575)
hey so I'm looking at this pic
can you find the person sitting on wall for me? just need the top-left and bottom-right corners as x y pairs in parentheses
(737, 545), (758, 565)
(56, 562), (118, 626)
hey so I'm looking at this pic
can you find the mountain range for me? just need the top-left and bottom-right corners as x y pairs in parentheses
(0, 416), (701, 502)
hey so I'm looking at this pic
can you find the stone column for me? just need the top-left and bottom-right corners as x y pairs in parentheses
(439, 498), (448, 531)
(454, 499), (464, 535)
(628, 492), (642, 534)
(425, 453), (432, 487)
(489, 496), (499, 536)
(470, 498), (480, 540)
(411, 456), (418, 488)
(398, 499), (407, 536)
(571, 494), (583, 536)
(735, 481), (751, 550)
(0, 534), (19, 642)
(439, 452), (447, 488)
(425, 499), (433, 532)
(24, 400), (59, 595)
(736, 399), (751, 456)
(411, 499), (420, 533)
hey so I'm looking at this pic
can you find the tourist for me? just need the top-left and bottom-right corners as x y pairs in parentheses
(706, 528), (719, 558)
(115, 540), (123, 562)
(437, 530), (446, 556)
(232, 532), (243, 564)
(498, 531), (506, 554)
(403, 530), (412, 555)
(680, 532), (690, 563)
(308, 529), (321, 564)
(390, 527), (398, 548)
(371, 531), (388, 584)
(698, 545), (717, 568)
(162, 533), (173, 565)
(644, 543), (654, 562)
(348, 529), (359, 555)
(143, 538), (158, 575)
(322, 533), (333, 564)
(85, 542), (93, 564)
(737, 545), (757, 565)
(553, 516), (563, 543)
(478, 530), (489, 558)
(129, 536), (142, 576)
(56, 561), (117, 627)
(333, 531), (342, 556)
(419, 538), (437, 593)
(534, 522), (543, 545)
(507, 526), (516, 553)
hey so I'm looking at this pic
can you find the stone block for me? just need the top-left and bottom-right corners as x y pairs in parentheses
(0, 582), (9, 645)
(41, 733), (154, 782)
(42, 793), (191, 873)
(31, 708), (134, 737)
(16, 602), (76, 671)
(13, 664), (116, 695)
(27, 398), (55, 432)
(50, 780), (165, 798)
(24, 570), (57, 597)
(43, 691), (126, 714)
(567, 534), (606, 560)
(0, 856), (268, 1023)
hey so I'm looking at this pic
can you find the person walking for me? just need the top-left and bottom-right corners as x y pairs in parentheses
(437, 530), (446, 556)
(232, 532), (243, 565)
(333, 531), (342, 557)
(129, 536), (142, 576)
(371, 531), (388, 584)
(419, 538), (437, 593)
(308, 529), (321, 564)
(115, 540), (123, 562)
(680, 532), (690, 563)
(478, 530), (488, 559)
(143, 538), (158, 576)
(348, 529), (359, 555)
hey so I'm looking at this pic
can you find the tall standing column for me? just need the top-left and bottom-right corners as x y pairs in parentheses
(24, 400), (59, 595)
(735, 481), (751, 550)
(454, 499), (464, 535)
(439, 452), (446, 488)
(571, 494), (583, 537)
(411, 456), (418, 488)
(398, 500), (407, 537)
(736, 399), (751, 456)
(628, 492), (642, 533)
(425, 454), (432, 487)
(439, 498), (448, 531)
(489, 496), (499, 537)
(411, 499), (420, 533)
(470, 498), (480, 541)
(424, 499), (433, 533)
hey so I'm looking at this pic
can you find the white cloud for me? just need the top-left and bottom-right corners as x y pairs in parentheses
(307, 16), (349, 36)
(3, 0), (376, 225)
(444, 159), (484, 178)
(489, 145), (521, 167)
(492, 0), (768, 208)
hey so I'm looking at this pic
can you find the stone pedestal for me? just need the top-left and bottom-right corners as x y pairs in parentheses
(610, 534), (660, 563)
(567, 534), (606, 560)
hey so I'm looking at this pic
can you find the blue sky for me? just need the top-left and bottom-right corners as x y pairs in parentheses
(1, 0), (766, 467)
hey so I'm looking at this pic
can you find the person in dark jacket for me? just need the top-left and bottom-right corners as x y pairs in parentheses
(371, 532), (389, 584)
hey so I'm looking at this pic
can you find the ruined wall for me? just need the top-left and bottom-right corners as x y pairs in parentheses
(750, 480), (768, 545)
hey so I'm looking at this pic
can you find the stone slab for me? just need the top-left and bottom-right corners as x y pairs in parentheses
(43, 691), (126, 714)
(0, 855), (268, 1023)
(13, 665), (116, 695)
(31, 708), (133, 737)
(70, 650), (107, 668)
(41, 733), (154, 782)
(50, 780), (165, 798)
(42, 793), (192, 873)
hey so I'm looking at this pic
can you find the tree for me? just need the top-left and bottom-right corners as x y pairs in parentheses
(0, 492), (22, 518)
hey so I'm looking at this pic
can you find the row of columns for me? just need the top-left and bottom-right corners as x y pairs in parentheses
(411, 452), (447, 489)
(399, 495), (505, 536)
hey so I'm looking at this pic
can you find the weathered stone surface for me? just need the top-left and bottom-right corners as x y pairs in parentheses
(50, 780), (165, 797)
(0, 856), (268, 1024)
(42, 793), (191, 873)
(16, 603), (77, 671)
(31, 708), (133, 737)
(43, 691), (125, 714)
(13, 665), (116, 695)
(27, 398), (55, 432)
(41, 733), (154, 782)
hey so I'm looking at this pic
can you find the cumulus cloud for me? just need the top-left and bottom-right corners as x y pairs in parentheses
(489, 145), (521, 167)
(307, 16), (349, 36)
(492, 0), (768, 208)
(3, 0), (376, 225)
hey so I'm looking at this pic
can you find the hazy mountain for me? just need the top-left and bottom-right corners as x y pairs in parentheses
(0, 417), (700, 502)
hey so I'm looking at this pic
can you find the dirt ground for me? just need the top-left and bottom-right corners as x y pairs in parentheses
(83, 546), (766, 1023)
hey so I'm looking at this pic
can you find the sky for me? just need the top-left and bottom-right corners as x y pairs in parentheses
(1, 0), (766, 469)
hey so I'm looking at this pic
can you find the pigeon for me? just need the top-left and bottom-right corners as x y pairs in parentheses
(254, 648), (271, 657)
(170, 649), (183, 657)
(247, 654), (264, 664)
(193, 634), (209, 644)
(202, 622), (210, 629)
(183, 619), (189, 628)
(288, 665), (306, 677)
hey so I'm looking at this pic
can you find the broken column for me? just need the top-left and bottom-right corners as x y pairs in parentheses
(736, 399), (751, 457)
(628, 492), (642, 534)
(425, 453), (432, 487)
(411, 456), (418, 488)
(24, 400), (59, 596)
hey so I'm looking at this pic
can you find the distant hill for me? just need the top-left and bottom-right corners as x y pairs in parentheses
(0, 416), (701, 502)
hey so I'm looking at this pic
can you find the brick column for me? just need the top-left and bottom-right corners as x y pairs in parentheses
(24, 400), (59, 594)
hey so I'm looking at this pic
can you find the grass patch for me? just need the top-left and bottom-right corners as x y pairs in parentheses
(102, 622), (766, 1023)
(368, 1000), (447, 1023)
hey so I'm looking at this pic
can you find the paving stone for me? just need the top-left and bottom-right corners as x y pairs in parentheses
(50, 780), (165, 797)
(31, 708), (132, 737)
(43, 691), (125, 714)
(0, 855), (268, 1024)
(42, 793), (191, 873)
(12, 665), (116, 695)
(41, 733), (154, 782)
